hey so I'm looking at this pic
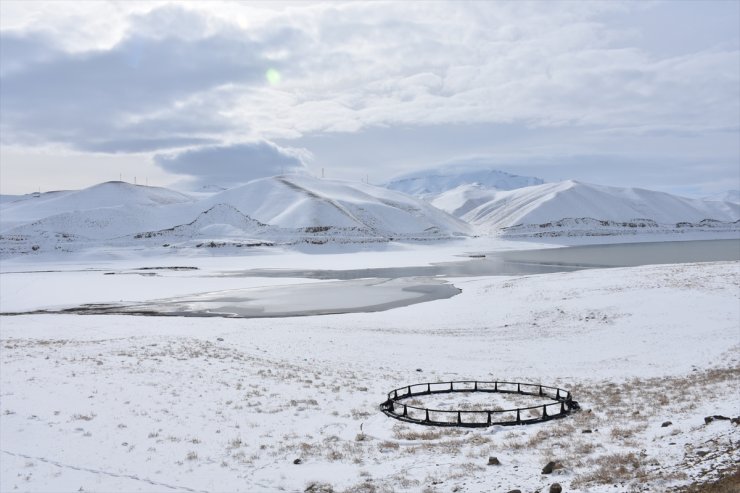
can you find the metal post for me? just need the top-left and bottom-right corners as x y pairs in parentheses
(542, 405), (548, 419)
(474, 381), (478, 390)
(556, 389), (560, 399)
(560, 402), (565, 414)
(516, 409), (521, 424)
(539, 385), (543, 396)
(517, 383), (521, 393)
(457, 411), (462, 424)
(427, 383), (431, 393)
(403, 405), (407, 417)
(487, 412), (492, 425)
(494, 381), (498, 391)
(407, 386), (411, 396)
(425, 409), (430, 422)
(450, 382), (454, 391)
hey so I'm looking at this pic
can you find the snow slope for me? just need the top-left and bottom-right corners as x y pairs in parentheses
(465, 180), (740, 233)
(428, 183), (501, 217)
(385, 164), (544, 196)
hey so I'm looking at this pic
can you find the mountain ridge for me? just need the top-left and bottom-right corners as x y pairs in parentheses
(385, 165), (544, 196)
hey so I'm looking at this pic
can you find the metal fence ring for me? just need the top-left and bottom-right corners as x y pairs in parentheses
(379, 380), (579, 427)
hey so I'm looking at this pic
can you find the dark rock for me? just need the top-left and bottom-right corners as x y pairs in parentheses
(582, 429), (592, 433)
(293, 458), (302, 464)
(549, 484), (563, 493)
(661, 421), (672, 427)
(696, 450), (709, 457)
(416, 368), (422, 372)
(487, 456), (500, 465)
(731, 417), (740, 425)
(542, 461), (561, 474)
(216, 337), (224, 342)
(506, 490), (521, 493)
(702, 415), (729, 425)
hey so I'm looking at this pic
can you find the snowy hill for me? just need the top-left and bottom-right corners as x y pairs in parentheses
(0, 182), (195, 229)
(3, 174), (738, 257)
(201, 175), (470, 238)
(0, 190), (72, 208)
(464, 180), (740, 235)
(0, 176), (470, 257)
(385, 165), (543, 196)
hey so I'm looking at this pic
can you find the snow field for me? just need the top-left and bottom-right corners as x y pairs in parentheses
(1, 258), (738, 492)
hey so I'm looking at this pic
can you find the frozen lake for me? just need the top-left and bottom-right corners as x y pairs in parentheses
(4, 239), (738, 318)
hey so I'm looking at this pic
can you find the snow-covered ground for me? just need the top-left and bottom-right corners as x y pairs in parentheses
(1, 238), (738, 492)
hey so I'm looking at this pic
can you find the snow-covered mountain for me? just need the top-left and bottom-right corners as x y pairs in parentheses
(2, 174), (738, 257)
(385, 165), (543, 196)
(202, 175), (468, 235)
(1, 176), (470, 256)
(0, 181), (195, 228)
(464, 180), (740, 234)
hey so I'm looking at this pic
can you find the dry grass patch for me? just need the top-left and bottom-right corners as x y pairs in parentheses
(676, 467), (740, 493)
(572, 452), (644, 487)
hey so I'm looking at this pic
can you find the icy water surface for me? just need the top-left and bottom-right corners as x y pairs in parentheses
(61, 278), (459, 318)
(223, 239), (740, 280)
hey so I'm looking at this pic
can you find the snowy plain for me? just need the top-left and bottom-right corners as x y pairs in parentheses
(1, 234), (738, 493)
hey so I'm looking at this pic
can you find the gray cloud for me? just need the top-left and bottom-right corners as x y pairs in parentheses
(0, 1), (738, 197)
(154, 141), (308, 189)
(0, 31), (62, 77)
(4, 2), (738, 155)
(84, 137), (220, 154)
(0, 6), (283, 152)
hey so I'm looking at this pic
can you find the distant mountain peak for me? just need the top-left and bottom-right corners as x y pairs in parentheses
(385, 165), (544, 196)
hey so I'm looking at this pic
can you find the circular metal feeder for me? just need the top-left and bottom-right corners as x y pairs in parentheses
(380, 380), (579, 427)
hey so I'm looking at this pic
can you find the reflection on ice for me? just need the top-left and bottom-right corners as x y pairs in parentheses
(62, 278), (460, 318)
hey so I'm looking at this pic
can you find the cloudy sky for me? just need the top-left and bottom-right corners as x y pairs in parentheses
(1, 1), (738, 196)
